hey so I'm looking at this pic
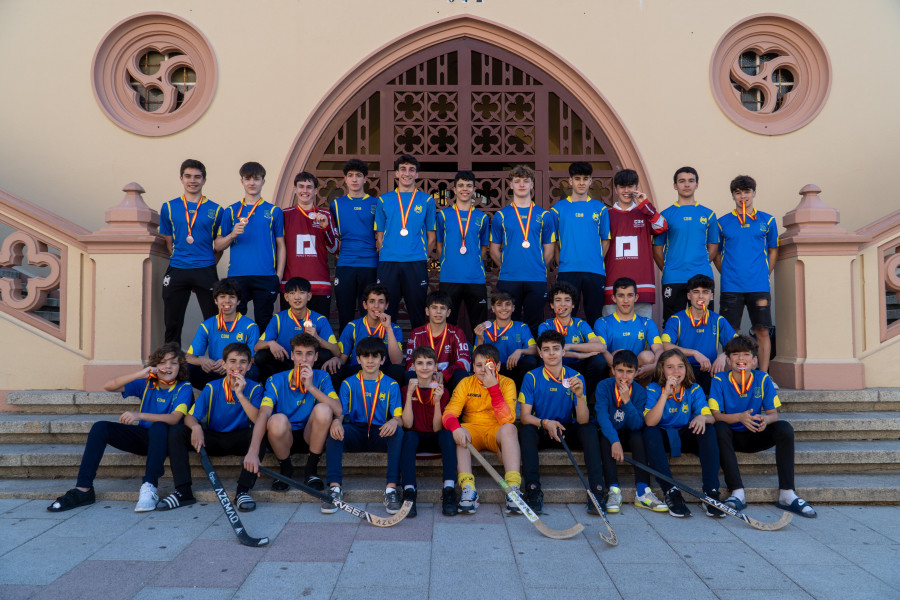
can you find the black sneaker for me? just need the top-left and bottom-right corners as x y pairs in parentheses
(441, 486), (457, 516)
(586, 489), (607, 516)
(304, 474), (325, 491)
(271, 477), (290, 492)
(47, 487), (95, 512)
(384, 487), (402, 515)
(525, 482), (543, 515)
(402, 487), (417, 518)
(664, 488), (691, 518)
(704, 489), (726, 518)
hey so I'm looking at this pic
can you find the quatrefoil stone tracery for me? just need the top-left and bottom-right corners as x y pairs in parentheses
(126, 47), (194, 114)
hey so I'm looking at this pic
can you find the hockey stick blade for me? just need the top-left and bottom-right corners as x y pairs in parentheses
(199, 449), (269, 546)
(622, 456), (792, 531)
(258, 465), (412, 527)
(558, 437), (617, 546)
(468, 444), (583, 540)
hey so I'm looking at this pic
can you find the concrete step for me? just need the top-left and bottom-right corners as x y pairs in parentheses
(6, 391), (140, 414)
(778, 389), (900, 413)
(784, 412), (900, 440)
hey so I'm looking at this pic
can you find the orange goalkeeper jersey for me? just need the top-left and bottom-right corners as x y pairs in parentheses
(443, 374), (517, 428)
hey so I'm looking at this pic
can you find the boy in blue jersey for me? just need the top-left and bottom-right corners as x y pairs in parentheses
(662, 274), (736, 393)
(375, 154), (436, 329)
(158, 343), (266, 512)
(473, 291), (538, 389)
(214, 161), (285, 332)
(436, 170), (491, 332)
(490, 164), (556, 336)
(255, 277), (339, 381)
(186, 278), (260, 389)
(259, 333), (342, 492)
(537, 281), (607, 397)
(518, 330), (603, 514)
(710, 336), (815, 518)
(594, 277), (663, 383)
(48, 342), (191, 513)
(331, 158), (379, 332)
(643, 349), (723, 518)
(323, 336), (405, 515)
(592, 350), (667, 514)
(715, 175), (778, 374)
(653, 167), (720, 322)
(551, 162), (611, 325)
(159, 159), (222, 344)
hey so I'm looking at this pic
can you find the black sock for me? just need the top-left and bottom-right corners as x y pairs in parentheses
(279, 457), (294, 477)
(305, 452), (321, 477)
(236, 485), (250, 495)
(175, 485), (194, 500)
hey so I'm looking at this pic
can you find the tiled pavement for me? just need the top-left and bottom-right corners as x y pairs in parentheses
(0, 497), (898, 599)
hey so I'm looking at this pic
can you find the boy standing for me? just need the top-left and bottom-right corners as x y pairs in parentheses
(375, 154), (436, 329)
(405, 291), (471, 393)
(215, 162), (285, 332)
(473, 291), (539, 389)
(593, 277), (663, 382)
(159, 159), (222, 344)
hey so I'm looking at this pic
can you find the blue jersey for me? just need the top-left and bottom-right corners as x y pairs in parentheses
(717, 209), (778, 293)
(339, 373), (402, 428)
(159, 197), (222, 269)
(330, 195), (378, 269)
(653, 202), (719, 284)
(551, 198), (610, 275)
(592, 378), (647, 442)
(537, 318), (597, 365)
(188, 377), (264, 433)
(338, 317), (404, 366)
(260, 309), (336, 355)
(662, 309), (736, 367)
(593, 312), (661, 355)
(708, 370), (780, 431)
(375, 190), (436, 262)
(436, 205), (490, 284)
(490, 204), (556, 282)
(188, 314), (260, 360)
(219, 200), (284, 277)
(262, 369), (337, 429)
(478, 321), (535, 364)
(645, 381), (711, 456)
(122, 378), (192, 429)
(517, 366), (584, 424)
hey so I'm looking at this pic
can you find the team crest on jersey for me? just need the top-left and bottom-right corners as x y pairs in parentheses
(682, 403), (689, 413)
(638, 331), (645, 340)
(208, 208), (217, 218)
(754, 387), (763, 399)
(633, 219), (645, 227)
(593, 212), (600, 222)
(379, 393), (386, 401)
(371, 205), (376, 214)
(614, 409), (625, 423)
(699, 216), (708, 224)
(236, 333), (245, 342)
(414, 205), (423, 214)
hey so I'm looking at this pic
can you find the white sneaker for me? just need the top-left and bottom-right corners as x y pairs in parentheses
(135, 482), (158, 512)
(635, 489), (668, 512)
(606, 486), (622, 513)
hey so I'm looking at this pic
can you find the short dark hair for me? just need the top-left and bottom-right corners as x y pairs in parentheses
(362, 283), (389, 303)
(212, 278), (241, 301)
(612, 349), (639, 371)
(673, 166), (698, 184)
(613, 169), (639, 188)
(724, 335), (758, 357)
(568, 162), (593, 177)
(284, 277), (311, 294)
(426, 291), (452, 309)
(548, 281), (577, 304)
(686, 274), (715, 293)
(453, 170), (476, 185)
(491, 291), (515, 306)
(612, 277), (637, 295)
(180, 159), (206, 178)
(222, 342), (252, 362)
(653, 348), (696, 388)
(239, 162), (266, 179)
(293, 171), (318, 188)
(290, 333), (319, 351)
(356, 336), (387, 359)
(343, 158), (369, 177)
(473, 343), (500, 364)
(730, 175), (757, 193)
(537, 330), (566, 349)
(410, 345), (437, 363)
(394, 154), (419, 171)
(147, 341), (189, 382)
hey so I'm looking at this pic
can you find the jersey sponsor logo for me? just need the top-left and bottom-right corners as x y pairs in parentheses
(467, 393), (481, 398)
(575, 212), (584, 217)
(615, 235), (639, 258)
(353, 206), (362, 211)
(622, 332), (631, 337)
(683, 216), (692, 221)
(633, 219), (645, 228)
(295, 234), (317, 256)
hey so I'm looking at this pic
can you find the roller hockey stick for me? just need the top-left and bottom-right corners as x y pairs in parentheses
(468, 444), (583, 540)
(558, 437), (617, 546)
(258, 465), (412, 527)
(199, 448), (269, 546)
(622, 456), (793, 531)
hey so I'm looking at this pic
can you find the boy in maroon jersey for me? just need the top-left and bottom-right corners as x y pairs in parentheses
(405, 291), (471, 393)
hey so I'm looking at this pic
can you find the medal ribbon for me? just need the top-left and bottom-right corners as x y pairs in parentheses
(729, 370), (753, 396)
(414, 386), (432, 406)
(543, 366), (566, 385)
(223, 377), (235, 404)
(427, 324), (449, 356)
(147, 373), (175, 389)
(485, 320), (512, 343)
(237, 198), (264, 222)
(669, 385), (686, 403)
(514, 203), (534, 246)
(216, 312), (239, 333)
(396, 189), (418, 233)
(288, 308), (312, 330)
(454, 203), (473, 250)
(554, 317), (570, 336)
(359, 372), (383, 436)
(289, 366), (306, 393)
(736, 202), (758, 226)
(181, 195), (204, 239)
(614, 383), (631, 407)
(688, 306), (708, 327)
(296, 204), (317, 220)
(364, 316), (386, 338)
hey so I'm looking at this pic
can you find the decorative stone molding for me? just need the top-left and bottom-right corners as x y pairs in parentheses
(0, 231), (62, 312)
(710, 14), (831, 135)
(91, 12), (217, 136)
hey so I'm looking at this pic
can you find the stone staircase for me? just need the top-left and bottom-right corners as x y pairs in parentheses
(1, 388), (899, 506)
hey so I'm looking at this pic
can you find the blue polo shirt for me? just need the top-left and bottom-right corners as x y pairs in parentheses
(478, 321), (535, 363)
(717, 209), (779, 293)
(491, 203), (556, 282)
(122, 378), (193, 429)
(188, 314), (260, 360)
(537, 317), (597, 365)
(662, 309), (736, 367)
(551, 198), (611, 275)
(338, 317), (404, 366)
(339, 373), (402, 427)
(220, 200), (284, 277)
(645, 382), (711, 456)
(592, 378), (648, 443)
(262, 369), (337, 429)
(436, 205), (490, 284)
(330, 195), (378, 269)
(517, 366), (584, 424)
(708, 370), (780, 431)
(375, 190), (436, 262)
(159, 197), (222, 269)
(188, 377), (264, 432)
(653, 202), (719, 284)
(593, 312), (661, 355)
(260, 309), (336, 355)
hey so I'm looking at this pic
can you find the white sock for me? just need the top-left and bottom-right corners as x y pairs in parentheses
(404, 485), (415, 491)
(444, 480), (454, 488)
(732, 488), (745, 502)
(779, 489), (798, 505)
(386, 486), (395, 494)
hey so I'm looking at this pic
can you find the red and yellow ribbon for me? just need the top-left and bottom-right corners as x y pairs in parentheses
(454, 203), (473, 250)
(396, 189), (418, 233)
(669, 385), (686, 403)
(289, 366), (306, 393)
(730, 370), (753, 396)
(181, 195), (205, 239)
(237, 198), (264, 222)
(427, 324), (449, 355)
(554, 317), (570, 336)
(688, 306), (708, 327)
(485, 321), (512, 343)
(216, 312), (239, 333)
(359, 372), (383, 435)
(514, 203), (534, 246)
(289, 308), (312, 330)
(414, 386), (432, 406)
(364, 316), (386, 338)
(737, 202), (758, 226)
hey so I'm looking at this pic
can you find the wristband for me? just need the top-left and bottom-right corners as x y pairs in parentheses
(442, 414), (461, 432)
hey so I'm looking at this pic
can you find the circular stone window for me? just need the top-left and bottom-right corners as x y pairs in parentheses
(91, 13), (217, 136)
(710, 14), (831, 135)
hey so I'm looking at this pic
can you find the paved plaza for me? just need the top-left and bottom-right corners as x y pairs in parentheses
(0, 497), (898, 600)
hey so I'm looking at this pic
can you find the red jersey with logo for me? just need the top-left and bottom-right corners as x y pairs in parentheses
(283, 206), (338, 296)
(604, 201), (668, 304)
(405, 324), (471, 381)
(400, 385), (450, 433)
